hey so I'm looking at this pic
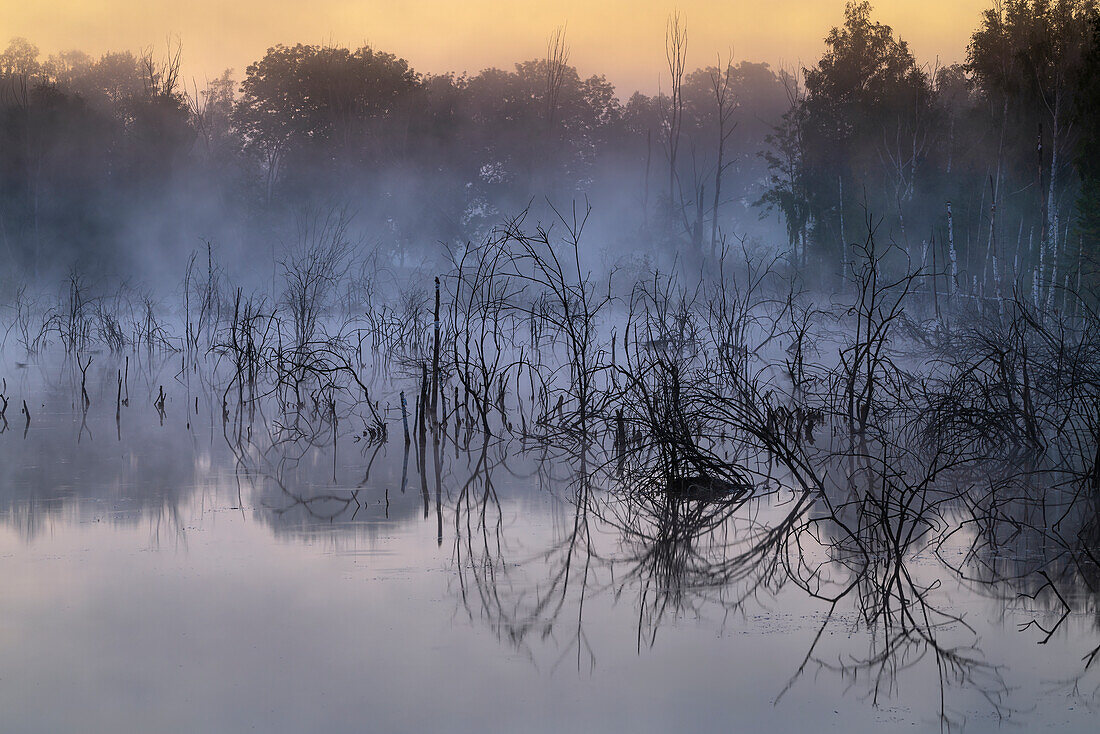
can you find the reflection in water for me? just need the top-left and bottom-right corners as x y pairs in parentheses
(0, 339), (1098, 732)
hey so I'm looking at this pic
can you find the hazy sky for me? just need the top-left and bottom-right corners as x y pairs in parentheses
(2, 1), (991, 92)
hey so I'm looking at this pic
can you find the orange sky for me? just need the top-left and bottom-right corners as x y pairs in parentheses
(1, 1), (991, 92)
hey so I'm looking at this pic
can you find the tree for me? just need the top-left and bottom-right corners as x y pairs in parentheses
(799, 1), (931, 275)
(0, 37), (40, 78)
(707, 53), (739, 257)
(234, 44), (420, 201)
(544, 25), (570, 137)
(1, 37), (41, 109)
(1074, 10), (1100, 285)
(43, 50), (92, 87)
(664, 12), (688, 240)
(759, 70), (810, 267)
(81, 51), (144, 108)
(969, 0), (1097, 304)
(122, 41), (194, 190)
(187, 69), (236, 164)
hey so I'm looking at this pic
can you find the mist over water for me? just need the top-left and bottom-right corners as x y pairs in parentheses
(2, 2), (1100, 732)
(0, 350), (1098, 733)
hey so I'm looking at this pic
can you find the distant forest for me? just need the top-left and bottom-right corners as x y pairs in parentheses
(2, 0), (1099, 302)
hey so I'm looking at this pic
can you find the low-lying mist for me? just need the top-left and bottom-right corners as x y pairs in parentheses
(4, 0), (1096, 307)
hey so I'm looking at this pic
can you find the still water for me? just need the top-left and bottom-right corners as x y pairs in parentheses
(0, 358), (1096, 733)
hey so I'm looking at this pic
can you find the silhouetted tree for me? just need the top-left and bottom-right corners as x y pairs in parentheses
(1074, 9), (1100, 286)
(969, 0), (1097, 303)
(234, 44), (420, 201)
(759, 70), (810, 268)
(800, 1), (931, 276)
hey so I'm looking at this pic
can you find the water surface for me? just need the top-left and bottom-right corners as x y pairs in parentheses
(0, 358), (1096, 733)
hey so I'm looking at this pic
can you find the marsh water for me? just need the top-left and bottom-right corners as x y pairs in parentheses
(6, 2), (1100, 728)
(0, 353), (1096, 734)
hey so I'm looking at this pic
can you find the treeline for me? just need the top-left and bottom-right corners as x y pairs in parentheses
(766, 0), (1100, 305)
(0, 26), (787, 276)
(1, 1), (1098, 300)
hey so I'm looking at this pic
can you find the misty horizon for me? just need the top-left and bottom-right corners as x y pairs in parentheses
(3, 1), (1096, 296)
(5, 1), (991, 97)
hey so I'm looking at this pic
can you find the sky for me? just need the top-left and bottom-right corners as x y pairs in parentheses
(1, 0), (992, 93)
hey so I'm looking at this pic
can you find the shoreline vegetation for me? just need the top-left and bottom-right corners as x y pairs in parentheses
(3, 204), (1100, 728)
